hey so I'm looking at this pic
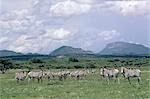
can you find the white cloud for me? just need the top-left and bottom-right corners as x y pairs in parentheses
(98, 1), (150, 16)
(50, 0), (91, 17)
(44, 28), (72, 40)
(0, 37), (9, 43)
(0, 5), (75, 53)
(75, 0), (95, 4)
(14, 35), (30, 46)
(6, 28), (73, 53)
(98, 30), (120, 41)
(0, 9), (42, 33)
(8, 34), (42, 53)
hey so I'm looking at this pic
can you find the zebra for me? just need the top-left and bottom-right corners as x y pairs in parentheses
(27, 70), (44, 83)
(121, 67), (141, 84)
(100, 67), (120, 84)
(15, 71), (28, 83)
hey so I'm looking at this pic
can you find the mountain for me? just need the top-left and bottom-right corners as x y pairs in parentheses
(50, 46), (93, 56)
(0, 50), (23, 57)
(99, 42), (150, 55)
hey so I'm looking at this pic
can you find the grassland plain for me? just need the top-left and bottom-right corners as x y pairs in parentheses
(0, 67), (149, 99)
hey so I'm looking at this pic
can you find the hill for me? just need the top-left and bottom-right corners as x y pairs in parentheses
(99, 42), (150, 55)
(0, 50), (23, 57)
(50, 46), (93, 56)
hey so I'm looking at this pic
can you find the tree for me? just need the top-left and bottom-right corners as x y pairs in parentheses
(0, 58), (13, 74)
(30, 58), (44, 63)
(74, 65), (84, 69)
(68, 57), (79, 62)
(86, 63), (96, 68)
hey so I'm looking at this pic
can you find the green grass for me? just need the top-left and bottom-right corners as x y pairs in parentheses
(0, 67), (149, 99)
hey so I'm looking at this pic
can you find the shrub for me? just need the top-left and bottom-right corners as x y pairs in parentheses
(30, 58), (44, 63)
(74, 65), (84, 69)
(86, 63), (96, 68)
(120, 60), (125, 63)
(114, 59), (120, 62)
(0, 58), (13, 74)
(68, 57), (79, 62)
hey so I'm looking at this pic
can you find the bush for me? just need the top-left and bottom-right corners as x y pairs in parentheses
(0, 58), (13, 74)
(30, 58), (44, 63)
(74, 65), (84, 69)
(86, 63), (96, 68)
(114, 59), (120, 62)
(107, 60), (114, 62)
(69, 57), (79, 62)
(120, 60), (125, 63)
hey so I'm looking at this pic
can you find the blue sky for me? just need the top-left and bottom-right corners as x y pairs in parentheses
(0, 0), (150, 54)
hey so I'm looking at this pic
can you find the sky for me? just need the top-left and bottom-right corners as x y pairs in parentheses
(0, 0), (150, 54)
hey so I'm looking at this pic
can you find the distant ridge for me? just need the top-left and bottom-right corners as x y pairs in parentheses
(0, 50), (42, 57)
(1, 42), (149, 57)
(0, 50), (23, 57)
(50, 46), (93, 56)
(99, 42), (150, 55)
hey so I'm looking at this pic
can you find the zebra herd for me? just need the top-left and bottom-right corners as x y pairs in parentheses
(15, 66), (141, 84)
(15, 69), (90, 83)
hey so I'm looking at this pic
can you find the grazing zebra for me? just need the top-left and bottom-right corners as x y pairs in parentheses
(121, 67), (141, 84)
(75, 70), (84, 80)
(27, 70), (44, 83)
(44, 71), (53, 81)
(60, 70), (70, 80)
(15, 71), (28, 83)
(47, 70), (70, 81)
(100, 67), (119, 84)
(76, 70), (88, 80)
(70, 69), (89, 80)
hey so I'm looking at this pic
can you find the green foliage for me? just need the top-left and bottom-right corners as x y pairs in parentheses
(86, 63), (96, 68)
(0, 57), (149, 70)
(0, 58), (13, 74)
(68, 57), (79, 62)
(30, 58), (44, 63)
(74, 65), (84, 69)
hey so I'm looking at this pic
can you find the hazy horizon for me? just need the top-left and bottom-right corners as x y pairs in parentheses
(0, 0), (150, 54)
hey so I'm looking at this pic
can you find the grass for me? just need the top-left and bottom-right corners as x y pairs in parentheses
(0, 67), (149, 99)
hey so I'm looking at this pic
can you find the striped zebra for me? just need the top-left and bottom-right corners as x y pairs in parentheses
(100, 67), (119, 84)
(27, 70), (44, 83)
(121, 67), (141, 84)
(15, 71), (28, 83)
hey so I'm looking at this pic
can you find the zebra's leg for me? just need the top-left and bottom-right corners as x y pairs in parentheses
(33, 77), (35, 82)
(48, 76), (50, 81)
(77, 75), (80, 80)
(28, 77), (31, 83)
(117, 77), (120, 84)
(64, 75), (67, 80)
(107, 77), (110, 85)
(37, 78), (40, 83)
(59, 76), (62, 81)
(41, 77), (43, 83)
(138, 77), (141, 85)
(113, 76), (117, 83)
(52, 75), (55, 80)
(17, 79), (19, 83)
(127, 77), (131, 84)
(115, 75), (120, 84)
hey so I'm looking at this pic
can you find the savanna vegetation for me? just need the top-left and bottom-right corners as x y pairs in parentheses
(0, 56), (149, 99)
